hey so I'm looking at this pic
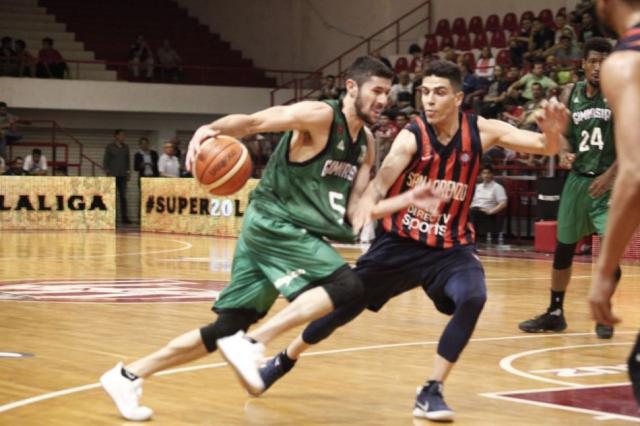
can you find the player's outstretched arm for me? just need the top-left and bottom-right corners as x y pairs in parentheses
(590, 52), (640, 325)
(478, 98), (569, 155)
(185, 101), (333, 171)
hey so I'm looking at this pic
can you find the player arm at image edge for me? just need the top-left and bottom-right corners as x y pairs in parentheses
(595, 53), (640, 275)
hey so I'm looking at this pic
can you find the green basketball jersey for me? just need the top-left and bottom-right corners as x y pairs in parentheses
(249, 100), (369, 242)
(566, 81), (615, 175)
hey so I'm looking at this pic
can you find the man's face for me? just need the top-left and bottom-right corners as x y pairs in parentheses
(351, 76), (391, 125)
(0, 106), (6, 116)
(163, 143), (174, 156)
(561, 37), (571, 49)
(396, 115), (408, 128)
(379, 115), (390, 126)
(531, 84), (544, 100)
(481, 169), (493, 183)
(582, 13), (593, 27)
(33, 153), (41, 163)
(583, 50), (608, 88)
(115, 131), (125, 143)
(13, 159), (23, 170)
(507, 67), (520, 81)
(521, 19), (532, 31)
(533, 63), (544, 77)
(399, 71), (410, 85)
(324, 77), (335, 87)
(140, 139), (150, 150)
(555, 15), (566, 29)
(420, 75), (462, 126)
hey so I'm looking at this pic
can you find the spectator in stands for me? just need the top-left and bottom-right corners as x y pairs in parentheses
(480, 64), (510, 118)
(554, 14), (576, 44)
(526, 18), (556, 61)
(36, 37), (68, 79)
(500, 97), (525, 126)
(14, 40), (35, 77)
(519, 82), (546, 130)
(470, 164), (507, 241)
(53, 165), (68, 176)
(458, 57), (485, 111)
(129, 36), (155, 80)
(509, 18), (533, 67)
(0, 102), (22, 161)
(508, 59), (557, 101)
(372, 113), (398, 164)
(156, 40), (182, 82)
(409, 110), (420, 123)
(23, 148), (48, 176)
(0, 36), (17, 76)
(318, 75), (340, 100)
(395, 112), (409, 130)
(103, 129), (131, 224)
(544, 35), (582, 66)
(169, 136), (190, 177)
(3, 157), (27, 175)
(389, 70), (413, 105)
(158, 142), (180, 178)
(369, 49), (392, 70)
(440, 46), (457, 63)
(133, 137), (159, 182)
(408, 43), (423, 73)
(577, 11), (602, 43)
(475, 47), (496, 81)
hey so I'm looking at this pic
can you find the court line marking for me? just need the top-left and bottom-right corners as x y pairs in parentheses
(480, 389), (640, 423)
(0, 331), (637, 415)
(0, 235), (192, 261)
(500, 342), (634, 388)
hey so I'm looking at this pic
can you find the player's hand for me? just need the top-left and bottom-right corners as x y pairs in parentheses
(410, 182), (445, 216)
(536, 99), (569, 153)
(589, 269), (621, 326)
(559, 151), (576, 169)
(186, 125), (220, 172)
(588, 172), (614, 198)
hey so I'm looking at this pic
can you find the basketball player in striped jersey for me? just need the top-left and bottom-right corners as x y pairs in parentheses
(258, 60), (569, 421)
(589, 0), (640, 405)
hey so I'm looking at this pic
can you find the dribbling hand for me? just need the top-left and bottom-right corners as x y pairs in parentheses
(186, 125), (220, 173)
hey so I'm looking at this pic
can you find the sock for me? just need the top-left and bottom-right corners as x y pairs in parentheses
(278, 350), (297, 373)
(121, 367), (139, 381)
(549, 290), (565, 313)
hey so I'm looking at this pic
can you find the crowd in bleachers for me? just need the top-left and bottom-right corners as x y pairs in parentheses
(0, 36), (68, 78)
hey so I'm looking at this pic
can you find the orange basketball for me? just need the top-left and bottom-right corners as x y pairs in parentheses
(193, 135), (253, 195)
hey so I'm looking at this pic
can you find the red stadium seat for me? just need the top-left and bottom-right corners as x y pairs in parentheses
(490, 30), (507, 48)
(456, 33), (472, 51)
(468, 16), (484, 34)
(439, 34), (455, 50)
(485, 14), (501, 32)
(422, 34), (439, 54)
(452, 17), (467, 36)
(520, 10), (535, 23)
(462, 51), (476, 72)
(473, 32), (489, 50)
(503, 12), (519, 32)
(394, 57), (409, 73)
(495, 49), (511, 66)
(538, 9), (554, 27)
(434, 18), (451, 37)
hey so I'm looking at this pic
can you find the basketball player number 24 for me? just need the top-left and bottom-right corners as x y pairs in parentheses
(329, 191), (346, 224)
(578, 127), (604, 152)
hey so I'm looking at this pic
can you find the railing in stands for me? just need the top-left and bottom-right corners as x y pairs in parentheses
(61, 60), (315, 87)
(11, 120), (103, 176)
(270, 0), (432, 105)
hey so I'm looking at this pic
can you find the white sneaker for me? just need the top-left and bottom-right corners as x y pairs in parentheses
(100, 362), (153, 421)
(217, 331), (266, 396)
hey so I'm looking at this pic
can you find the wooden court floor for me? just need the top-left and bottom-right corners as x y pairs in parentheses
(1, 230), (639, 425)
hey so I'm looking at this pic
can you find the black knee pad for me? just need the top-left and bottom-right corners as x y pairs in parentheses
(553, 242), (577, 270)
(320, 265), (364, 309)
(199, 310), (261, 353)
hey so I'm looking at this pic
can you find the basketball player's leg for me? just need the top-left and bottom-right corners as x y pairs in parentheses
(520, 173), (588, 333)
(415, 263), (486, 421)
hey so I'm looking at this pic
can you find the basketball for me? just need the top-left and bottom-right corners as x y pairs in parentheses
(193, 135), (253, 195)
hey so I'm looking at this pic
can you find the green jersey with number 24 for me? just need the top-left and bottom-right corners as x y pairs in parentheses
(249, 100), (368, 242)
(567, 81), (616, 175)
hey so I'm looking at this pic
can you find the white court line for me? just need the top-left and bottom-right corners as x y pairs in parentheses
(500, 342), (634, 387)
(0, 236), (192, 261)
(0, 331), (637, 415)
(481, 390), (640, 423)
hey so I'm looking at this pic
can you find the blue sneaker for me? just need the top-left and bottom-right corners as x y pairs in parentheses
(412, 381), (454, 422)
(257, 351), (295, 394)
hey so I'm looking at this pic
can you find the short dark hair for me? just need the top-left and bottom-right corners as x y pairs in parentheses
(32, 149), (42, 155)
(139, 137), (149, 144)
(1, 36), (12, 44)
(583, 37), (612, 59)
(409, 43), (422, 55)
(15, 39), (25, 49)
(532, 57), (545, 66)
(481, 164), (494, 173)
(0, 102), (6, 108)
(345, 56), (394, 86)
(422, 60), (462, 90)
(42, 37), (53, 45)
(114, 129), (124, 136)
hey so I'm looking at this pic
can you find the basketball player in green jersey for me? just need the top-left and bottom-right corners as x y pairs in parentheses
(100, 56), (441, 421)
(590, 0), (640, 405)
(519, 38), (620, 337)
